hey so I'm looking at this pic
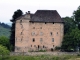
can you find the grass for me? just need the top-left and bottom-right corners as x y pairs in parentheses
(0, 55), (80, 60)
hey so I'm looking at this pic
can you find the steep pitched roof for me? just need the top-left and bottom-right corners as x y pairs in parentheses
(31, 10), (63, 23)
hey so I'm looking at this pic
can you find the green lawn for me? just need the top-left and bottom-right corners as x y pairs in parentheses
(0, 55), (80, 60)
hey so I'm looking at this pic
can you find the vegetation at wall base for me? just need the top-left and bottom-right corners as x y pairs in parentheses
(0, 55), (80, 60)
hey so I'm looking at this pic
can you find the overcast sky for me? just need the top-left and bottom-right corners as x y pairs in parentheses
(0, 0), (80, 23)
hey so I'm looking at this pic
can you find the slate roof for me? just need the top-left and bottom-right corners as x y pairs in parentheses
(31, 10), (63, 23)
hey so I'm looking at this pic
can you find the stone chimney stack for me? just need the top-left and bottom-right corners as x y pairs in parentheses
(28, 11), (30, 14)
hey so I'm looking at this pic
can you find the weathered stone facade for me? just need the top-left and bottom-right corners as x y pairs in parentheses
(15, 10), (64, 52)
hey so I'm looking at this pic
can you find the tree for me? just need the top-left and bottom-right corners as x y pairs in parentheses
(61, 28), (80, 51)
(0, 45), (10, 55)
(73, 6), (80, 29)
(0, 45), (10, 60)
(0, 36), (10, 50)
(62, 17), (76, 34)
(10, 9), (23, 51)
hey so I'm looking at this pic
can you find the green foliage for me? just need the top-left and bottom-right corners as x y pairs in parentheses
(0, 55), (80, 60)
(0, 36), (10, 50)
(62, 17), (76, 34)
(0, 25), (10, 37)
(73, 6), (80, 29)
(0, 45), (10, 55)
(61, 28), (80, 51)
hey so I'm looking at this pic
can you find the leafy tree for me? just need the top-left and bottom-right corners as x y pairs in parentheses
(0, 36), (10, 50)
(73, 6), (80, 29)
(62, 17), (76, 34)
(0, 45), (10, 60)
(10, 9), (23, 51)
(0, 45), (10, 55)
(61, 28), (80, 51)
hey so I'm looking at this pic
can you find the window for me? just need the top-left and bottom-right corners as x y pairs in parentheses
(43, 45), (44, 48)
(33, 27), (35, 29)
(40, 32), (43, 36)
(31, 45), (32, 47)
(52, 38), (54, 42)
(38, 45), (39, 49)
(57, 32), (58, 35)
(40, 27), (42, 29)
(53, 45), (54, 47)
(50, 32), (53, 36)
(20, 20), (22, 23)
(31, 32), (35, 36)
(40, 38), (43, 42)
(45, 22), (46, 24)
(32, 38), (35, 42)
(21, 32), (22, 35)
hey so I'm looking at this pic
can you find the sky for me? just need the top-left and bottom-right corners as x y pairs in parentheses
(0, 0), (80, 23)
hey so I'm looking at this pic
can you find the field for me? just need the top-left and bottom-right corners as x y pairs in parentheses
(0, 55), (80, 60)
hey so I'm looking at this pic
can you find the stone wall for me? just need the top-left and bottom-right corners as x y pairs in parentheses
(10, 52), (79, 56)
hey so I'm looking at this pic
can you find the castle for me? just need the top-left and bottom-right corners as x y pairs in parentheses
(15, 10), (64, 52)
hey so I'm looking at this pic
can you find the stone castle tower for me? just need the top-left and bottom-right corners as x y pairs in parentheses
(15, 10), (64, 52)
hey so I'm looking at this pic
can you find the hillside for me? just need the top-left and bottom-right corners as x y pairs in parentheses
(0, 22), (11, 37)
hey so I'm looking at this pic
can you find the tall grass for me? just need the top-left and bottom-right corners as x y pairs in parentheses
(0, 55), (80, 60)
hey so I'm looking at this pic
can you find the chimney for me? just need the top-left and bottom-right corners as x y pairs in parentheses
(28, 11), (30, 14)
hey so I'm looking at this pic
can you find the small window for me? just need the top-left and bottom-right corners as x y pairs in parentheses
(53, 45), (54, 47)
(40, 32), (43, 36)
(40, 38), (43, 42)
(31, 45), (32, 47)
(53, 22), (54, 24)
(20, 20), (22, 23)
(21, 32), (22, 35)
(50, 32), (53, 36)
(32, 38), (35, 42)
(57, 32), (58, 35)
(43, 45), (44, 48)
(52, 38), (54, 42)
(32, 32), (35, 36)
(33, 27), (35, 29)
(45, 22), (46, 24)
(38, 45), (39, 49)
(40, 27), (42, 29)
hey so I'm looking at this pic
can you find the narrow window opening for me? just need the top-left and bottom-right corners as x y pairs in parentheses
(32, 38), (35, 42)
(57, 32), (58, 34)
(45, 22), (46, 24)
(50, 32), (53, 36)
(51, 48), (53, 51)
(53, 22), (54, 24)
(40, 32), (43, 36)
(52, 38), (54, 42)
(40, 38), (43, 42)
(31, 45), (32, 47)
(38, 45), (39, 49)
(20, 20), (22, 23)
(21, 32), (22, 35)
(43, 45), (44, 48)
(53, 45), (54, 47)
(40, 27), (42, 29)
(33, 27), (35, 29)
